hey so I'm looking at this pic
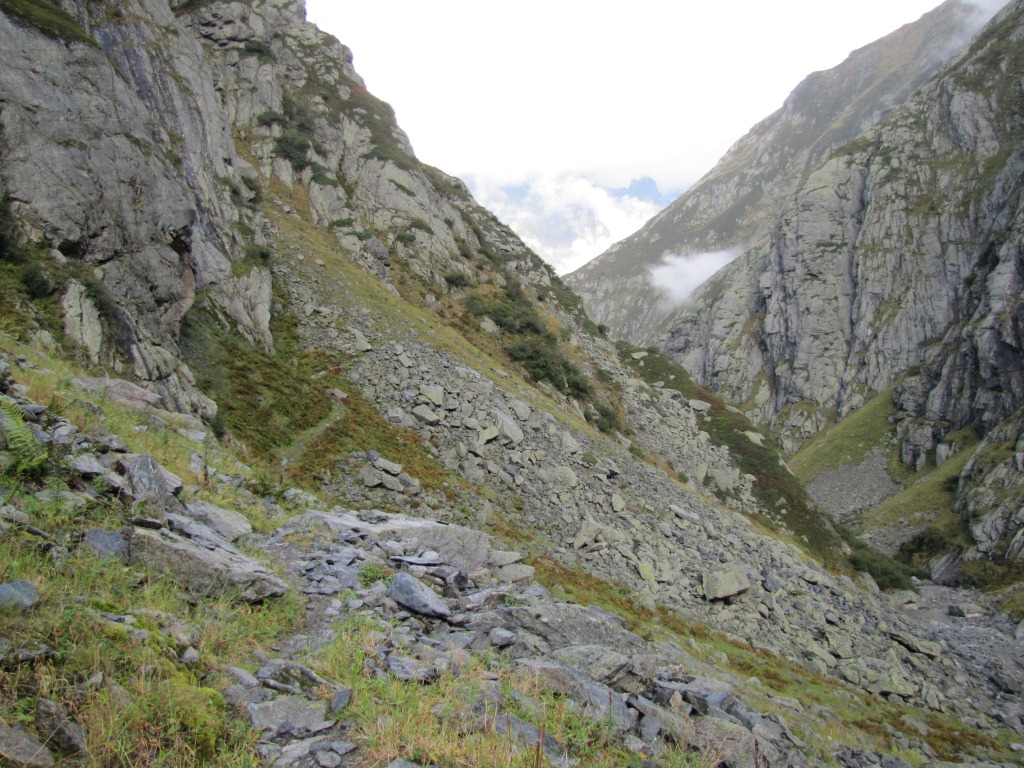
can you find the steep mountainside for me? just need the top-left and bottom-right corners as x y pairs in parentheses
(663, 1), (1024, 581)
(0, 1), (1022, 766)
(566, 0), (994, 344)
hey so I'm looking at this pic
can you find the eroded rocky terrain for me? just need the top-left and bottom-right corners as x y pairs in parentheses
(0, 0), (1022, 766)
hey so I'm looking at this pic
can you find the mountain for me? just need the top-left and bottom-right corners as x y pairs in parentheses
(660, 0), (1024, 581)
(565, 0), (996, 345)
(0, 1), (1021, 766)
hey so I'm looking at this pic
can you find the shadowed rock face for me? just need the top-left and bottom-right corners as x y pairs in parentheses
(566, 0), (993, 345)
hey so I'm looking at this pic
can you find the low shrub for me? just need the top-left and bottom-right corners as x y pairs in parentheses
(244, 244), (273, 264)
(18, 263), (54, 298)
(358, 563), (392, 587)
(273, 132), (311, 170)
(443, 271), (471, 289)
(838, 524), (917, 590)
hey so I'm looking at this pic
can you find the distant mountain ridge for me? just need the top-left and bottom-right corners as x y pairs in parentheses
(566, 0), (996, 344)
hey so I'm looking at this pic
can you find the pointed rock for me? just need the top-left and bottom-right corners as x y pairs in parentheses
(387, 571), (451, 618)
(0, 723), (55, 767)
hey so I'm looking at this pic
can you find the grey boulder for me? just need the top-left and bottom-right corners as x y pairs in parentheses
(129, 525), (287, 603)
(0, 723), (54, 767)
(387, 572), (451, 618)
(516, 658), (634, 731)
(702, 569), (751, 601)
(184, 501), (252, 543)
(0, 581), (39, 613)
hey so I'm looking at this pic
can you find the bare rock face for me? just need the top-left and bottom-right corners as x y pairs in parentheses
(0, 1), (253, 418)
(652, 3), (1024, 567)
(61, 281), (104, 365)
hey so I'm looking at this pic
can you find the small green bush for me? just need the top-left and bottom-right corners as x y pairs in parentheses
(256, 110), (287, 128)
(207, 412), (227, 439)
(244, 244), (273, 264)
(443, 271), (471, 289)
(849, 549), (915, 591)
(310, 164), (338, 187)
(587, 401), (621, 433)
(838, 523), (917, 590)
(273, 132), (311, 170)
(0, 195), (16, 262)
(240, 175), (262, 204)
(18, 263), (54, 298)
(282, 94), (315, 137)
(242, 39), (274, 63)
(0, 0), (95, 44)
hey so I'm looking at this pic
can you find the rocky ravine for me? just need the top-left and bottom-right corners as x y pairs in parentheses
(268, 245), (1024, 741)
(0, 0), (1021, 765)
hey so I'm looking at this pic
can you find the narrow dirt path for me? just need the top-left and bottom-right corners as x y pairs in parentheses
(279, 403), (345, 469)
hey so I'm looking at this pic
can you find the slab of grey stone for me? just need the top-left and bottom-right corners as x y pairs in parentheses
(491, 711), (570, 767)
(80, 529), (129, 561)
(68, 453), (106, 478)
(184, 501), (252, 543)
(387, 571), (451, 618)
(702, 569), (751, 601)
(329, 688), (352, 714)
(130, 526), (287, 603)
(390, 551), (443, 567)
(517, 658), (634, 731)
(489, 628), (517, 648)
(387, 654), (437, 683)
(35, 699), (86, 756)
(411, 405), (440, 424)
(0, 581), (39, 613)
(246, 695), (328, 733)
(0, 723), (55, 767)
(116, 454), (183, 518)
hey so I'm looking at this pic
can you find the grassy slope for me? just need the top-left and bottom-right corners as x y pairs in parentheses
(0, 338), (303, 766)
(788, 390), (897, 486)
(0, 0), (95, 45)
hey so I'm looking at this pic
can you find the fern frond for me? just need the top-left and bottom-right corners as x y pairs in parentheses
(0, 397), (47, 476)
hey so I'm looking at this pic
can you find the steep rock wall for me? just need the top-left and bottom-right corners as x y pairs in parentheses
(665, 0), (1024, 566)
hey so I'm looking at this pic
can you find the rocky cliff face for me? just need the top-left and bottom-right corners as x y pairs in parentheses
(565, 0), (994, 345)
(0, 0), (546, 419)
(663, 1), (1024, 572)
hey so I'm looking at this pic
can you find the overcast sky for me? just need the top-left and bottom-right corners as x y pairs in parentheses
(304, 1), (965, 272)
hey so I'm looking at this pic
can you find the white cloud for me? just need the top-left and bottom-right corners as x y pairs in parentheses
(468, 174), (663, 275)
(649, 250), (740, 304)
